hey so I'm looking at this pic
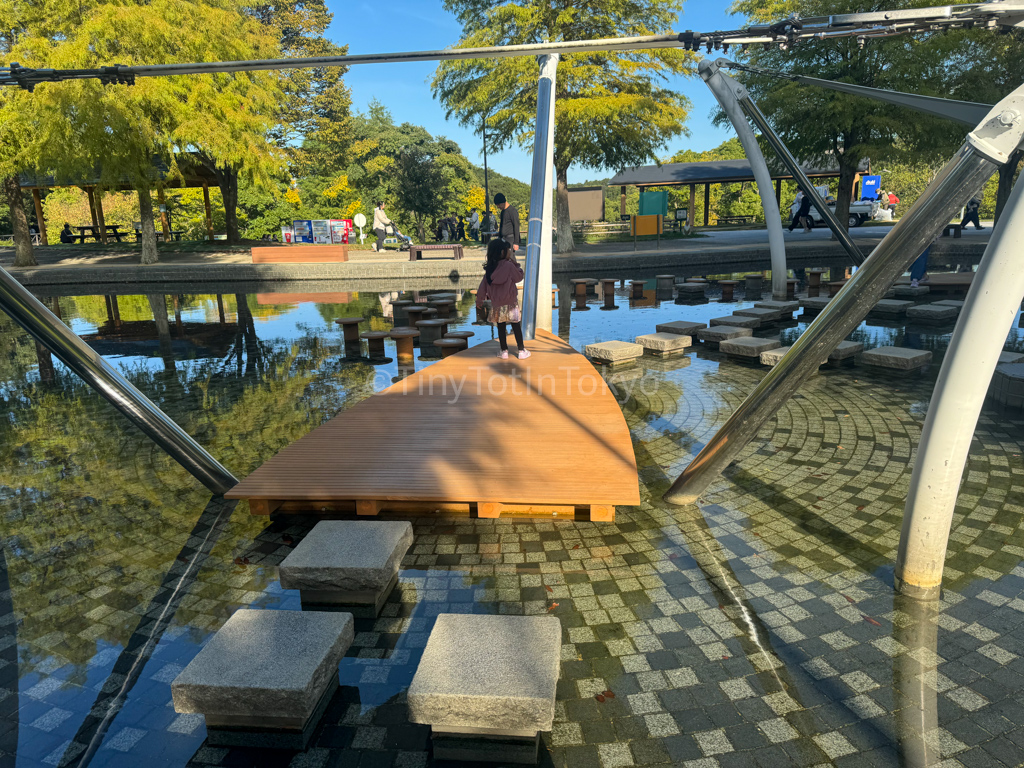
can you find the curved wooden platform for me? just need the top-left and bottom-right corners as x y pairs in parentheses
(225, 329), (639, 521)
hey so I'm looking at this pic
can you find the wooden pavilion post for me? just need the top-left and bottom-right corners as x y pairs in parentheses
(87, 187), (99, 229)
(620, 185), (626, 217)
(157, 187), (170, 240)
(31, 190), (48, 245)
(216, 294), (226, 325)
(95, 189), (108, 244)
(687, 183), (695, 228)
(703, 183), (710, 226)
(111, 295), (122, 328)
(203, 184), (214, 241)
(775, 179), (782, 208)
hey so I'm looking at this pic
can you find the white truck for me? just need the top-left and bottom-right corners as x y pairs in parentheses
(790, 198), (879, 228)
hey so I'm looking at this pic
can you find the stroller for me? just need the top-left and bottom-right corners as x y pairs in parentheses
(386, 225), (412, 252)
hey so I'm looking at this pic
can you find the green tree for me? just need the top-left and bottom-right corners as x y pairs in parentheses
(433, 0), (695, 253)
(394, 142), (473, 242)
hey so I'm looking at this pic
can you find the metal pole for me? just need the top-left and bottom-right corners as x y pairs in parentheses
(0, 265), (238, 494)
(663, 144), (997, 505)
(736, 89), (865, 266)
(894, 164), (1024, 600)
(482, 112), (491, 242)
(522, 53), (559, 341)
(700, 59), (788, 299)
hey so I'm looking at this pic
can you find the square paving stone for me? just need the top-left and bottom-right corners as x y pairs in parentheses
(800, 297), (832, 312)
(709, 315), (761, 329)
(635, 333), (692, 354)
(695, 326), (753, 346)
(894, 284), (931, 297)
(408, 613), (561, 738)
(998, 351), (1024, 364)
(656, 320), (707, 336)
(720, 337), (781, 359)
(861, 346), (932, 371)
(992, 363), (1024, 408)
(828, 340), (864, 361)
(759, 346), (826, 367)
(754, 300), (800, 316)
(733, 307), (782, 323)
(584, 341), (644, 363)
(279, 521), (413, 614)
(172, 609), (354, 749)
(869, 299), (913, 316)
(906, 304), (959, 323)
(936, 300), (965, 308)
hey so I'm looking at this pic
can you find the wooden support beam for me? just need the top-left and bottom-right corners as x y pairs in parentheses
(110, 295), (121, 328)
(589, 505), (615, 522)
(703, 184), (710, 226)
(356, 499), (382, 516)
(203, 183), (214, 242)
(774, 179), (782, 208)
(687, 183), (695, 228)
(31, 189), (48, 245)
(87, 187), (99, 229)
(157, 187), (170, 239)
(217, 294), (226, 324)
(95, 190), (107, 244)
(249, 499), (283, 516)
(620, 185), (626, 216)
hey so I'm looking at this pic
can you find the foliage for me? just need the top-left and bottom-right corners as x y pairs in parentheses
(433, 0), (696, 251)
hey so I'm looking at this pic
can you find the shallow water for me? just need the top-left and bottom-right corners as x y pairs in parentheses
(2, 278), (1024, 767)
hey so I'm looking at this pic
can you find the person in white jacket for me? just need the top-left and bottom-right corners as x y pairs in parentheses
(372, 202), (393, 252)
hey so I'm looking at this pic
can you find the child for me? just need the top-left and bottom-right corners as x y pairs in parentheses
(476, 238), (530, 360)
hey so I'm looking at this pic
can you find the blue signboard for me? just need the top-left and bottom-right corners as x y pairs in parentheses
(292, 219), (313, 243)
(860, 175), (882, 199)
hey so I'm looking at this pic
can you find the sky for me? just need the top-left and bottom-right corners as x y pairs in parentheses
(326, 1), (744, 185)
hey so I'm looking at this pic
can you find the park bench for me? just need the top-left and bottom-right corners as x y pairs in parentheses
(409, 243), (464, 261)
(717, 215), (755, 225)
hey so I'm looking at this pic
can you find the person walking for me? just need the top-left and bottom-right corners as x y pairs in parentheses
(960, 195), (984, 230)
(796, 192), (813, 232)
(372, 201), (392, 252)
(494, 193), (521, 253)
(469, 208), (480, 241)
(476, 238), (529, 360)
(456, 215), (465, 241)
(788, 191), (804, 232)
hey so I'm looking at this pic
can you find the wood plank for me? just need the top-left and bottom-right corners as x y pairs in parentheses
(226, 330), (639, 519)
(251, 246), (348, 264)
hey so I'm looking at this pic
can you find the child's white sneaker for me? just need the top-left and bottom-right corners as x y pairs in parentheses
(498, 350), (509, 360)
(517, 349), (531, 360)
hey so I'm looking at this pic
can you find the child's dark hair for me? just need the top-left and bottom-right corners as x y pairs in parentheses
(484, 238), (508, 283)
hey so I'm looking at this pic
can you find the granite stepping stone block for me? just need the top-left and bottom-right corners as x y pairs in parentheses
(906, 304), (959, 323)
(800, 297), (832, 312)
(635, 332), (692, 355)
(655, 320), (707, 336)
(720, 337), (781, 359)
(584, 340), (644, 364)
(409, 614), (561, 764)
(172, 609), (354, 749)
(758, 345), (828, 367)
(992, 363), (1024, 408)
(862, 346), (932, 371)
(998, 351), (1024, 364)
(709, 315), (760, 329)
(869, 299), (913, 317)
(695, 326), (753, 346)
(676, 282), (707, 295)
(279, 520), (413, 615)
(733, 307), (782, 323)
(895, 284), (931, 297)
(935, 299), (965, 308)
(829, 340), (864, 361)
(754, 300), (800, 318)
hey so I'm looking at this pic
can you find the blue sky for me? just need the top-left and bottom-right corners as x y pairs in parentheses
(326, 1), (744, 184)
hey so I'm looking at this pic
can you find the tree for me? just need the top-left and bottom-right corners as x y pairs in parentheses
(394, 142), (473, 242)
(433, 0), (695, 253)
(729, 0), (965, 233)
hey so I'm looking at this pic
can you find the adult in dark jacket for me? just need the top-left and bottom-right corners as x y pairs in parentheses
(797, 194), (813, 233)
(494, 193), (520, 252)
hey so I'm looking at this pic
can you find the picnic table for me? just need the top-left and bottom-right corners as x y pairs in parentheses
(134, 227), (185, 242)
(74, 225), (128, 243)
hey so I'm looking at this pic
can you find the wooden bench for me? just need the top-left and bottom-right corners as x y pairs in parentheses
(409, 243), (464, 261)
(942, 223), (963, 238)
(717, 215), (755, 225)
(251, 245), (349, 263)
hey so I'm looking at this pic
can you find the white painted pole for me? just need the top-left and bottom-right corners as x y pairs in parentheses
(700, 60), (788, 299)
(895, 173), (1024, 600)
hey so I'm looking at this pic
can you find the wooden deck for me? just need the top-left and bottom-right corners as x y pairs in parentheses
(225, 329), (640, 521)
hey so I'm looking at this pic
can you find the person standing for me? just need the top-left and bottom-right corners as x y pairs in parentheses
(476, 238), (529, 360)
(456, 215), (465, 241)
(960, 195), (983, 230)
(494, 193), (521, 253)
(372, 201), (392, 252)
(469, 208), (480, 241)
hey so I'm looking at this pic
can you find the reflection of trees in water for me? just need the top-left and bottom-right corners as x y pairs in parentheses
(0, 297), (379, 679)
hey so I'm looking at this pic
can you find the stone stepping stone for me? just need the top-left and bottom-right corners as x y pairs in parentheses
(800, 297), (832, 312)
(677, 282), (707, 295)
(720, 336), (780, 359)
(862, 346), (932, 370)
(758, 345), (828, 367)
(695, 326), (753, 346)
(907, 304), (959, 323)
(733, 307), (782, 323)
(584, 340), (644, 364)
(172, 609), (354, 749)
(709, 315), (760, 329)
(409, 614), (561, 764)
(656, 320), (707, 335)
(869, 299), (913, 316)
(635, 332), (691, 355)
(992, 363), (1024, 408)
(279, 521), (413, 616)
(935, 299), (965, 308)
(998, 351), (1024, 364)
(895, 284), (930, 297)
(754, 300), (800, 318)
(829, 340), (864, 361)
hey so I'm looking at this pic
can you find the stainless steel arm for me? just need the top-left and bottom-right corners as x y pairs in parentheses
(0, 265), (239, 495)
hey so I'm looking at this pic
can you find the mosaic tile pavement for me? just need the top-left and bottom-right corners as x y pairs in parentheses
(3, 293), (1024, 767)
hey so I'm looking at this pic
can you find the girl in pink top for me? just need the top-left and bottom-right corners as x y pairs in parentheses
(476, 239), (530, 360)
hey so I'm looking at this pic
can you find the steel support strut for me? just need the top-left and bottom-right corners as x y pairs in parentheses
(522, 53), (559, 341)
(664, 82), (1024, 505)
(700, 59), (788, 299)
(0, 266), (239, 494)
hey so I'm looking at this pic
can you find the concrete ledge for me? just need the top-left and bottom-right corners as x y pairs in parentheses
(585, 340), (644, 363)
(720, 337), (781, 359)
(906, 304), (959, 323)
(655, 320), (707, 335)
(635, 332), (691, 354)
(695, 326), (753, 346)
(862, 346), (932, 370)
(869, 299), (913, 317)
(709, 315), (760, 329)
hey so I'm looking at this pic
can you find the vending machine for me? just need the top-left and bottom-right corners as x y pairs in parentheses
(311, 220), (332, 244)
(292, 220), (313, 243)
(329, 219), (353, 244)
